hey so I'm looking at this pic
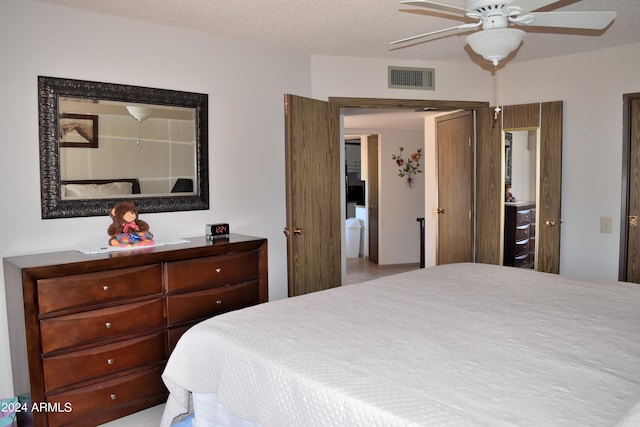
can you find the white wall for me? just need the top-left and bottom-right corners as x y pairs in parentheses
(2, 0), (640, 400)
(509, 130), (536, 203)
(320, 56), (491, 269)
(61, 113), (196, 194)
(311, 44), (640, 281)
(0, 0), (311, 397)
(380, 130), (426, 264)
(496, 44), (640, 280)
(344, 128), (425, 265)
(311, 55), (492, 101)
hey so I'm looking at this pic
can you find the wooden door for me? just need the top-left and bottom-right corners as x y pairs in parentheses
(475, 107), (503, 265)
(475, 102), (563, 273)
(436, 111), (474, 264)
(284, 94), (341, 296)
(367, 135), (379, 264)
(536, 102), (563, 273)
(622, 95), (640, 282)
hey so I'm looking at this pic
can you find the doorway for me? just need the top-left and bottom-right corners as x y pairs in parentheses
(284, 96), (488, 294)
(341, 105), (478, 281)
(366, 134), (379, 264)
(345, 139), (365, 220)
(342, 111), (427, 278)
(475, 102), (563, 273)
(619, 93), (640, 282)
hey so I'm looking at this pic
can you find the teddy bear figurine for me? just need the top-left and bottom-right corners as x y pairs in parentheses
(107, 201), (154, 247)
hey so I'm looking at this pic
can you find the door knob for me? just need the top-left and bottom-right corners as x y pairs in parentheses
(545, 218), (557, 226)
(436, 208), (445, 214)
(283, 227), (303, 236)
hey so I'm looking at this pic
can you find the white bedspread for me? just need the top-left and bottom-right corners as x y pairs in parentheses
(161, 263), (640, 427)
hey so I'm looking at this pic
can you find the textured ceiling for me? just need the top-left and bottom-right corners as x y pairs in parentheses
(37, 0), (640, 65)
(34, 0), (640, 129)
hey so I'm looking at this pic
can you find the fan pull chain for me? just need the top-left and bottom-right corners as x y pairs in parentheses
(493, 63), (501, 120)
(136, 121), (143, 149)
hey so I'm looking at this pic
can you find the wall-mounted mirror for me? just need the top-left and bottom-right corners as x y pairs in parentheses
(501, 128), (540, 269)
(39, 76), (209, 218)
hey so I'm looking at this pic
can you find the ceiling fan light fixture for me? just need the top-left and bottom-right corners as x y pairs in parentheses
(126, 105), (153, 122)
(466, 28), (525, 65)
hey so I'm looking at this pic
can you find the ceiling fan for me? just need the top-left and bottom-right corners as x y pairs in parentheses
(391, 0), (617, 65)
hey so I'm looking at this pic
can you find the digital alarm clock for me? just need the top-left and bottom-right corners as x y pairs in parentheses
(206, 223), (229, 240)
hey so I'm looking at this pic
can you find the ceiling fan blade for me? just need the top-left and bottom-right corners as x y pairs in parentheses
(506, 0), (560, 15)
(518, 11), (617, 30)
(400, 0), (470, 17)
(390, 22), (481, 45)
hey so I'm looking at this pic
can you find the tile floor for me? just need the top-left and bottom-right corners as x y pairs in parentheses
(99, 404), (165, 426)
(101, 257), (418, 426)
(345, 256), (420, 285)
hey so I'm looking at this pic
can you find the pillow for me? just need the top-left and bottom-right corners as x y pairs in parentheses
(64, 182), (134, 198)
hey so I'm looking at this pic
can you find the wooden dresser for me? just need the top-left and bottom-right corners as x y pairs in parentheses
(3, 234), (268, 427)
(503, 203), (536, 268)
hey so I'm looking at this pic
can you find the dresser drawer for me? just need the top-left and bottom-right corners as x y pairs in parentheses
(46, 365), (166, 426)
(40, 299), (165, 354)
(514, 240), (529, 257)
(167, 280), (259, 325)
(167, 325), (192, 354)
(38, 264), (162, 314)
(516, 209), (532, 226)
(514, 253), (531, 268)
(43, 332), (166, 391)
(515, 224), (530, 241)
(166, 251), (259, 293)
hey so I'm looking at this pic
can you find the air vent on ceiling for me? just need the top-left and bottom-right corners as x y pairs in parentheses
(388, 66), (435, 90)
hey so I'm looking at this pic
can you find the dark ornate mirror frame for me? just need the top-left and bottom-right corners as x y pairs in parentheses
(39, 76), (209, 219)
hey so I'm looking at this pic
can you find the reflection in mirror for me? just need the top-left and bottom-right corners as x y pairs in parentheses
(39, 76), (209, 218)
(502, 129), (539, 269)
(59, 97), (196, 199)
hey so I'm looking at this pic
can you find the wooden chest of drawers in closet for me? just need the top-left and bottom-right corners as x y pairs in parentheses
(503, 203), (536, 268)
(4, 234), (267, 427)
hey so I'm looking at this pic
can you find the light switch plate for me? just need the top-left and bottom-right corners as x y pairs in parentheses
(600, 216), (613, 233)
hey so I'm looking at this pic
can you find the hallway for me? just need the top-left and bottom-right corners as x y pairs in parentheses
(345, 257), (420, 285)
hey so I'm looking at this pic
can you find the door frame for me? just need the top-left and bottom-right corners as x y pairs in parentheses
(331, 97), (489, 272)
(475, 102), (563, 273)
(330, 98), (487, 111)
(366, 134), (379, 264)
(619, 92), (640, 281)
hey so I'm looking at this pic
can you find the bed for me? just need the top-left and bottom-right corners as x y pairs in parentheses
(160, 263), (640, 427)
(61, 178), (141, 199)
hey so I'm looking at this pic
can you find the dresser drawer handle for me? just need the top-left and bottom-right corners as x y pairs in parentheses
(103, 285), (110, 292)
(215, 268), (222, 274)
(105, 322), (112, 329)
(107, 358), (114, 365)
(110, 394), (117, 401)
(216, 300), (222, 305)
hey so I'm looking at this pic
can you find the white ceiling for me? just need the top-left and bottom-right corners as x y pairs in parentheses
(343, 107), (441, 131)
(35, 0), (640, 129)
(37, 0), (640, 65)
